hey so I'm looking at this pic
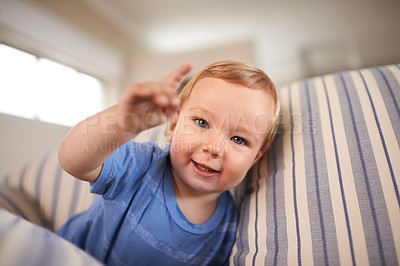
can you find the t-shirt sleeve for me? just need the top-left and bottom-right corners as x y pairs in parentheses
(90, 141), (156, 199)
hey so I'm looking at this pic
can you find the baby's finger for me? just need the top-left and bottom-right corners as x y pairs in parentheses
(126, 83), (180, 111)
(123, 84), (153, 105)
(153, 84), (180, 107)
(164, 62), (193, 90)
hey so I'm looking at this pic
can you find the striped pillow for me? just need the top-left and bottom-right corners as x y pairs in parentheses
(230, 64), (400, 265)
(5, 151), (98, 231)
(0, 185), (49, 228)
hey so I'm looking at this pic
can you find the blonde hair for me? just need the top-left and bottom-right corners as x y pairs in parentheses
(177, 60), (279, 153)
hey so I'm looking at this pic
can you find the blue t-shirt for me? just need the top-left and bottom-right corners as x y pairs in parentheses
(57, 141), (238, 266)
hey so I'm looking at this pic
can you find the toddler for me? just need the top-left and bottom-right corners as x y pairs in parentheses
(57, 60), (279, 265)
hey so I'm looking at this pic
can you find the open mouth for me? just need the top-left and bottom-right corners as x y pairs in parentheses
(191, 160), (219, 177)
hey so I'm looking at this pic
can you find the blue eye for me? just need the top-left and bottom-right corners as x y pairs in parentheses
(231, 136), (246, 145)
(195, 119), (209, 129)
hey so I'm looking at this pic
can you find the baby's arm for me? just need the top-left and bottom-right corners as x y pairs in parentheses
(58, 63), (192, 182)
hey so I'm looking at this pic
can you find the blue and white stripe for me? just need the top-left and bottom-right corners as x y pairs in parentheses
(231, 64), (400, 266)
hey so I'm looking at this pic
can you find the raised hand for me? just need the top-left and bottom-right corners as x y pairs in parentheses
(118, 63), (193, 133)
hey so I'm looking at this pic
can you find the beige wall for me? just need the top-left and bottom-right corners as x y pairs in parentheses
(0, 113), (70, 181)
(126, 40), (255, 86)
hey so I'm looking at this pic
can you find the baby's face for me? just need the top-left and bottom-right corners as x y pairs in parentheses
(170, 77), (275, 194)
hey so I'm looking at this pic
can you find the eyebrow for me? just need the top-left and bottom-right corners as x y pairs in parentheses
(235, 125), (252, 136)
(188, 107), (210, 113)
(187, 107), (214, 119)
(234, 125), (258, 144)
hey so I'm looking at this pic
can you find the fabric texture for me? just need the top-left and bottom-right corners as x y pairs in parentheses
(57, 141), (238, 266)
(0, 209), (102, 266)
(4, 150), (97, 231)
(0, 185), (49, 228)
(230, 64), (400, 265)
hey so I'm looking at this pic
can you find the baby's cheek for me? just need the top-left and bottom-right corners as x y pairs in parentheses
(225, 159), (250, 183)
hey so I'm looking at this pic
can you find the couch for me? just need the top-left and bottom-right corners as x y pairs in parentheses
(0, 64), (399, 265)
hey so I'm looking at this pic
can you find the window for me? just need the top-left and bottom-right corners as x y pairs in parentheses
(0, 44), (103, 127)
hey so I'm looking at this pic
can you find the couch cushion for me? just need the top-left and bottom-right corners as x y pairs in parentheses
(0, 185), (49, 228)
(0, 209), (103, 266)
(5, 150), (97, 231)
(230, 64), (400, 265)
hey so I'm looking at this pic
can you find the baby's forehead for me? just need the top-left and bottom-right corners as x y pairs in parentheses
(189, 78), (274, 105)
(185, 77), (276, 107)
(189, 77), (269, 97)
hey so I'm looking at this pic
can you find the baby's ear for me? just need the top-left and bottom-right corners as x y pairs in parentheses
(166, 111), (179, 141)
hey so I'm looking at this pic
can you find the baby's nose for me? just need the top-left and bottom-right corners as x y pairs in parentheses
(201, 134), (225, 158)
